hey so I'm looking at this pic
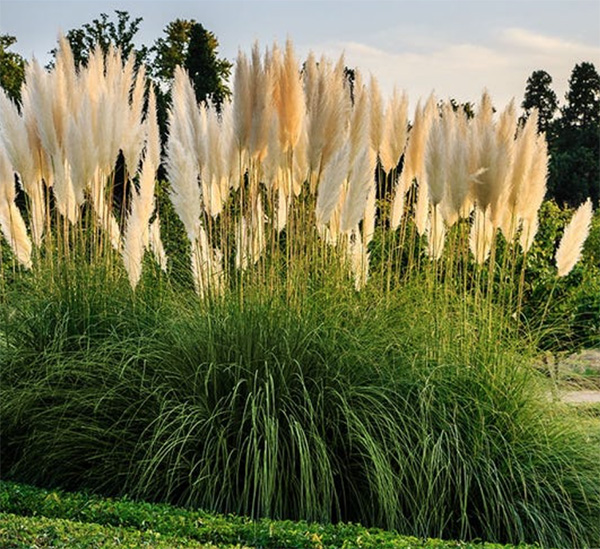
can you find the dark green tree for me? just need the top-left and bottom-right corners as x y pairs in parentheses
(0, 34), (26, 103)
(184, 23), (232, 112)
(50, 10), (147, 68)
(562, 61), (600, 128)
(545, 62), (600, 207)
(521, 69), (557, 133)
(150, 19), (196, 87)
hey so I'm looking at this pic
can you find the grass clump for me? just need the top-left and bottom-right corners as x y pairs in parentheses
(1, 36), (599, 549)
(2, 263), (599, 548)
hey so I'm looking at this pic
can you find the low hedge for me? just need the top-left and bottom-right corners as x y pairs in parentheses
(0, 513), (247, 548)
(0, 482), (538, 549)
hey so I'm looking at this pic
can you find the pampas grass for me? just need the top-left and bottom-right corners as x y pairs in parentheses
(556, 198), (593, 277)
(1, 36), (595, 305)
(1, 35), (599, 549)
(0, 143), (32, 268)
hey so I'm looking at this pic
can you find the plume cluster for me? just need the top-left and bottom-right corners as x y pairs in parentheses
(1, 37), (594, 292)
(0, 37), (166, 283)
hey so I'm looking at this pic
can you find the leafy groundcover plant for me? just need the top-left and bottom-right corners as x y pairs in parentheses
(0, 481), (544, 548)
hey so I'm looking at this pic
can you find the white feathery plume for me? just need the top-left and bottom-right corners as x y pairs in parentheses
(325, 183), (346, 245)
(262, 112), (283, 192)
(221, 101), (241, 190)
(0, 143), (32, 268)
(469, 206), (495, 264)
(390, 170), (411, 230)
(27, 60), (78, 222)
(0, 89), (46, 245)
(65, 96), (96, 206)
(340, 146), (376, 232)
(276, 186), (288, 233)
(303, 51), (319, 108)
(504, 110), (538, 235)
(122, 65), (147, 176)
(414, 179), (430, 236)
(122, 153), (157, 289)
(316, 143), (349, 226)
(273, 39), (306, 152)
(248, 42), (273, 161)
(555, 199), (593, 277)
(166, 136), (202, 243)
(469, 94), (499, 213)
(235, 217), (250, 270)
(519, 132), (548, 233)
(363, 182), (377, 246)
(426, 205), (446, 260)
(292, 121), (309, 196)
(203, 106), (226, 217)
(305, 55), (350, 189)
(425, 114), (446, 207)
(348, 77), (370, 166)
(441, 108), (471, 226)
(347, 227), (369, 291)
(369, 75), (384, 155)
(146, 85), (161, 170)
(490, 100), (517, 226)
(233, 49), (252, 156)
(26, 59), (60, 157)
(0, 89), (36, 183)
(379, 87), (409, 174)
(519, 215), (538, 254)
(90, 169), (122, 250)
(412, 98), (437, 237)
(171, 67), (203, 169)
(404, 94), (436, 193)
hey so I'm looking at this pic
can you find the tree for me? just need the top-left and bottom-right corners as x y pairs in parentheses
(184, 23), (232, 112)
(150, 19), (196, 87)
(545, 62), (600, 208)
(0, 34), (26, 103)
(562, 62), (600, 128)
(50, 10), (147, 67)
(521, 69), (557, 133)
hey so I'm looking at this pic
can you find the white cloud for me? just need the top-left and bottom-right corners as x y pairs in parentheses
(304, 27), (600, 115)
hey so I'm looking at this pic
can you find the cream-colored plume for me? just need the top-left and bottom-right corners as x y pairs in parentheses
(0, 143), (32, 268)
(469, 206), (495, 264)
(379, 88), (409, 174)
(555, 199), (593, 277)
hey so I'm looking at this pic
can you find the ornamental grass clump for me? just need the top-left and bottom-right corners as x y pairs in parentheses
(1, 36), (599, 549)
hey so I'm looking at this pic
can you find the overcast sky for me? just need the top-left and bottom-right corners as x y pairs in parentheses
(1, 0), (599, 112)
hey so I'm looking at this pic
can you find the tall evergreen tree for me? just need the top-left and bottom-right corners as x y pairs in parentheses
(562, 61), (600, 128)
(184, 23), (232, 112)
(548, 62), (600, 207)
(521, 70), (557, 133)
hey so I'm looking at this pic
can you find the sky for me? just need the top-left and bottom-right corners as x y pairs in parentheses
(1, 0), (599, 112)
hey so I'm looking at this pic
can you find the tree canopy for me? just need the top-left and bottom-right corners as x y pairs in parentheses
(184, 23), (232, 112)
(562, 61), (600, 128)
(521, 69), (557, 133)
(0, 34), (26, 103)
(526, 63), (600, 208)
(50, 10), (148, 68)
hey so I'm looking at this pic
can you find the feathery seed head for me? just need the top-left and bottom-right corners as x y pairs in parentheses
(555, 199), (593, 277)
